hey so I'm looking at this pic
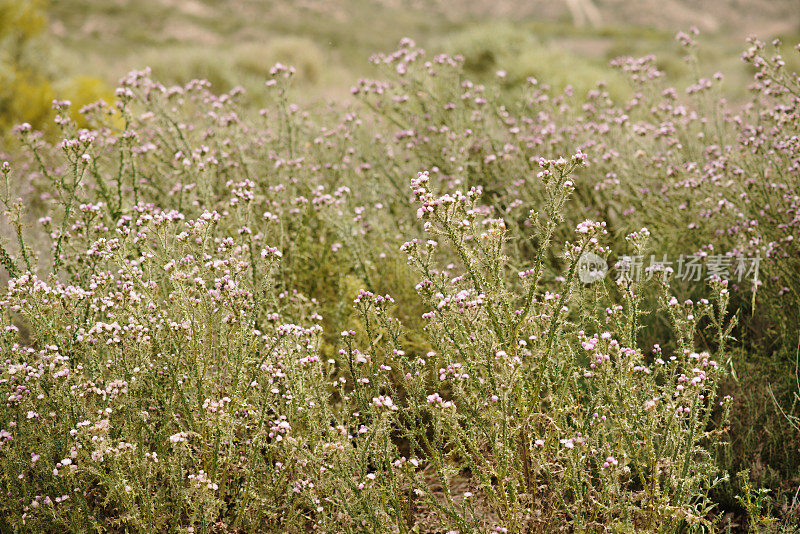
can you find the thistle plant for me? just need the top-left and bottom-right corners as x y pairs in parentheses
(0, 34), (797, 532)
(360, 156), (734, 532)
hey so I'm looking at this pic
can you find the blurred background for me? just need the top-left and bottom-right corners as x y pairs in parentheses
(2, 0), (799, 134)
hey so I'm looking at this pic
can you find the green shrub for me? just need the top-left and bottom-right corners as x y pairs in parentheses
(0, 35), (798, 532)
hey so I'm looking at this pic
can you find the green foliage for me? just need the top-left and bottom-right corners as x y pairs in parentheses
(736, 469), (778, 533)
(56, 75), (116, 128)
(440, 22), (631, 100)
(0, 0), (46, 42)
(0, 0), (52, 131)
(0, 0), (113, 135)
(137, 38), (332, 107)
(0, 19), (799, 533)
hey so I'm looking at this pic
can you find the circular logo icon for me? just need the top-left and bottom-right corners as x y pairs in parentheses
(577, 252), (608, 284)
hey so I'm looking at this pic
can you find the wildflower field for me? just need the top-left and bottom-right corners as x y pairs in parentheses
(1, 1), (800, 532)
